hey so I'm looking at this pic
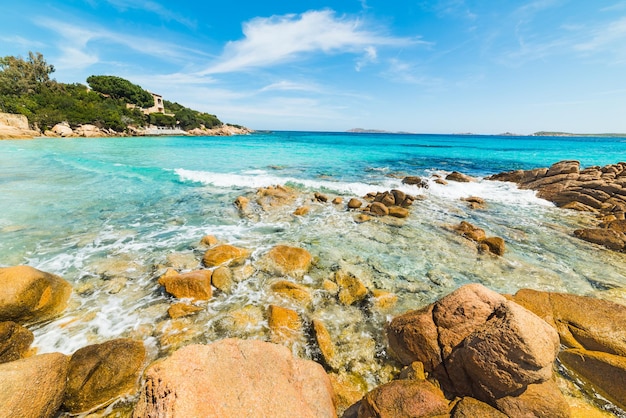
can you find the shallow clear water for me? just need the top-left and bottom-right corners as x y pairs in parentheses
(2, 132), (626, 414)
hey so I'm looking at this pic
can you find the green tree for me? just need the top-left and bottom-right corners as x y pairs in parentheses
(86, 75), (154, 107)
(0, 51), (55, 96)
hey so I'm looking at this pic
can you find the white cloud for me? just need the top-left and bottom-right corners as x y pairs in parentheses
(34, 17), (208, 70)
(0, 35), (45, 50)
(258, 81), (322, 93)
(200, 9), (419, 75)
(104, 0), (196, 28)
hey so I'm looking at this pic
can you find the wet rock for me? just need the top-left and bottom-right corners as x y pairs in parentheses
(0, 265), (72, 324)
(435, 178), (448, 185)
(328, 373), (367, 416)
(369, 202), (389, 216)
(573, 228), (626, 251)
(375, 192), (396, 207)
(133, 339), (336, 418)
(270, 280), (312, 306)
(315, 192), (329, 202)
(451, 397), (507, 418)
(494, 380), (570, 418)
(559, 348), (626, 411)
(294, 206), (310, 216)
(480, 236), (506, 256)
(387, 284), (559, 402)
(312, 319), (337, 370)
(333, 197), (343, 204)
(402, 176), (428, 188)
(168, 303), (203, 319)
(358, 379), (449, 418)
(158, 269), (213, 301)
(462, 196), (486, 209)
(202, 244), (251, 267)
(388, 206), (410, 218)
(211, 266), (234, 293)
(354, 214), (371, 223)
(64, 339), (146, 414)
(234, 195), (249, 211)
(446, 171), (475, 182)
(512, 289), (626, 355)
(454, 221), (487, 242)
(262, 245), (313, 278)
(0, 352), (69, 418)
(335, 271), (368, 306)
(0, 321), (33, 363)
(268, 305), (302, 346)
(200, 234), (219, 247)
(371, 289), (398, 311)
(256, 185), (297, 209)
(348, 198), (363, 209)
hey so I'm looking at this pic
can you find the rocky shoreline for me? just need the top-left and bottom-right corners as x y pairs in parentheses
(0, 112), (253, 139)
(1, 162), (625, 417)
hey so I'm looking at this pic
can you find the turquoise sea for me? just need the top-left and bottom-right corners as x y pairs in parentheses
(2, 131), (626, 414)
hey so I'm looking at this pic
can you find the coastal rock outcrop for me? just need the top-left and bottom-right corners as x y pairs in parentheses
(133, 338), (336, 418)
(64, 338), (146, 414)
(512, 288), (626, 409)
(0, 112), (39, 139)
(386, 284), (561, 410)
(489, 160), (626, 251)
(0, 352), (69, 418)
(0, 265), (72, 324)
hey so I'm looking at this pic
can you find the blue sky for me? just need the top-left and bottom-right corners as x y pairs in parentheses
(1, 1), (626, 134)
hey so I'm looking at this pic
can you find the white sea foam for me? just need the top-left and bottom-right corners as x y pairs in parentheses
(174, 168), (422, 197)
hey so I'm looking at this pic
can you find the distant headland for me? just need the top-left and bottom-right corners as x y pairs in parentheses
(0, 52), (251, 139)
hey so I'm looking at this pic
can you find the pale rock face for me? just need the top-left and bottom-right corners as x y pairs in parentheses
(133, 339), (337, 418)
(51, 122), (74, 137)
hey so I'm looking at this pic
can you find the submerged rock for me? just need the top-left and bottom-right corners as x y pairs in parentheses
(202, 244), (251, 267)
(0, 265), (72, 324)
(133, 339), (336, 418)
(262, 245), (313, 278)
(158, 269), (213, 301)
(268, 305), (302, 346)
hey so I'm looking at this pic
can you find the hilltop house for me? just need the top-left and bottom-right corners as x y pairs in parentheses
(144, 93), (165, 114)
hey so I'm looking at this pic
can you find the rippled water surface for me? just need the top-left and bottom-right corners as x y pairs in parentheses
(2, 132), (626, 415)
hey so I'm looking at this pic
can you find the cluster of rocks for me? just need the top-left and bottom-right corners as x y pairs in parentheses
(0, 113), (40, 139)
(452, 221), (506, 256)
(0, 266), (146, 417)
(3, 261), (625, 416)
(234, 184), (423, 226)
(489, 160), (626, 251)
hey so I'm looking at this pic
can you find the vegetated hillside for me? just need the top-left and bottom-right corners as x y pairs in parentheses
(0, 52), (223, 133)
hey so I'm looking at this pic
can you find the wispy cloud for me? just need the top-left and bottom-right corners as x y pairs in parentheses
(104, 0), (196, 28)
(575, 16), (626, 52)
(258, 81), (322, 94)
(200, 9), (420, 75)
(35, 17), (208, 70)
(383, 58), (443, 86)
(0, 35), (45, 50)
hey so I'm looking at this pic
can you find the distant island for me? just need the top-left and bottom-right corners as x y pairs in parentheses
(347, 128), (414, 134)
(532, 131), (626, 137)
(0, 51), (250, 139)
